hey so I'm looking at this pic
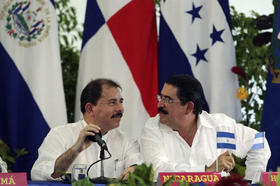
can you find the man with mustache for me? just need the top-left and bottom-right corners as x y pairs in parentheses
(141, 74), (270, 183)
(31, 79), (142, 180)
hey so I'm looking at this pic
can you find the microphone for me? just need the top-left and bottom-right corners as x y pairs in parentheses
(86, 132), (108, 150)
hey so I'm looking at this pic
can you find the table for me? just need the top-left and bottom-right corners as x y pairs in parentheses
(28, 181), (70, 186)
(28, 181), (105, 186)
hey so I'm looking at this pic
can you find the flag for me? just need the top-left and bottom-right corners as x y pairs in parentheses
(261, 0), (280, 171)
(75, 0), (158, 139)
(0, 0), (67, 176)
(158, 0), (241, 120)
(216, 131), (236, 150)
(252, 132), (265, 150)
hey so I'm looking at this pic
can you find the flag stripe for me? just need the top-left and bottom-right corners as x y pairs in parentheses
(158, 14), (209, 112)
(255, 132), (265, 138)
(254, 137), (264, 144)
(107, 0), (158, 116)
(0, 44), (50, 173)
(217, 131), (235, 138)
(218, 0), (232, 30)
(158, 15), (194, 89)
(81, 0), (105, 49)
(252, 143), (264, 150)
(217, 143), (236, 150)
(217, 137), (235, 144)
(50, 0), (55, 6)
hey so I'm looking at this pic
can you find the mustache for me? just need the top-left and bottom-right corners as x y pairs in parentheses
(158, 107), (168, 115)
(111, 111), (123, 118)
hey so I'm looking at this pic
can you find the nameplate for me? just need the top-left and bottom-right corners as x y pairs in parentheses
(0, 173), (27, 186)
(261, 172), (278, 186)
(157, 172), (221, 186)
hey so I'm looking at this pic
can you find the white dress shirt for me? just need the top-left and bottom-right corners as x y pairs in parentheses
(0, 157), (7, 173)
(31, 120), (142, 180)
(140, 111), (271, 183)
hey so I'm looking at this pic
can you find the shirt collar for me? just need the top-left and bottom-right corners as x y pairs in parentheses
(197, 111), (214, 129)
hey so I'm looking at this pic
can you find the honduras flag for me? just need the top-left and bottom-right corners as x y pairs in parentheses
(0, 0), (67, 176)
(159, 0), (241, 120)
(262, 0), (280, 170)
(75, 0), (158, 139)
(216, 131), (236, 150)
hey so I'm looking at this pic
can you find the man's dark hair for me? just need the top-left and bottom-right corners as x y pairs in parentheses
(165, 74), (206, 116)
(80, 78), (121, 113)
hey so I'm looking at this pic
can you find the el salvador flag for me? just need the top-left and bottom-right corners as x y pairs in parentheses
(75, 0), (158, 139)
(159, 0), (241, 120)
(217, 131), (236, 150)
(0, 0), (67, 177)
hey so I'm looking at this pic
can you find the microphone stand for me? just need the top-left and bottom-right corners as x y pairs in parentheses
(90, 147), (111, 184)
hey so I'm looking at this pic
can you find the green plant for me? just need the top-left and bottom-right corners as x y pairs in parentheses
(55, 0), (82, 122)
(154, 0), (160, 5)
(229, 6), (271, 177)
(72, 163), (155, 186)
(230, 154), (246, 177)
(277, 167), (280, 186)
(72, 177), (93, 186)
(0, 139), (28, 172)
(113, 163), (155, 186)
(127, 163), (154, 186)
(231, 7), (271, 128)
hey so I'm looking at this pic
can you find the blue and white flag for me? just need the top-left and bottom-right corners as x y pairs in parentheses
(216, 131), (236, 150)
(158, 0), (241, 120)
(0, 0), (67, 176)
(252, 132), (265, 150)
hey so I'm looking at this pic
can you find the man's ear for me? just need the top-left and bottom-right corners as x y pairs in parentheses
(85, 103), (94, 114)
(185, 101), (194, 115)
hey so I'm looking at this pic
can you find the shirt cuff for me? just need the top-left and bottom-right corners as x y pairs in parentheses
(245, 166), (265, 183)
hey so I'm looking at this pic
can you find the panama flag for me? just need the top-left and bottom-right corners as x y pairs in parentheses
(0, 0), (67, 175)
(159, 0), (241, 119)
(75, 0), (158, 138)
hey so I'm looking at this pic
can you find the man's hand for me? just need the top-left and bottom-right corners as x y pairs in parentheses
(73, 124), (101, 153)
(51, 124), (100, 179)
(117, 165), (137, 180)
(206, 151), (235, 172)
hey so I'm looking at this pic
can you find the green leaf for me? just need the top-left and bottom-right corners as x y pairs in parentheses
(277, 167), (280, 186)
(231, 6), (270, 127)
(72, 177), (93, 186)
(0, 139), (28, 171)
